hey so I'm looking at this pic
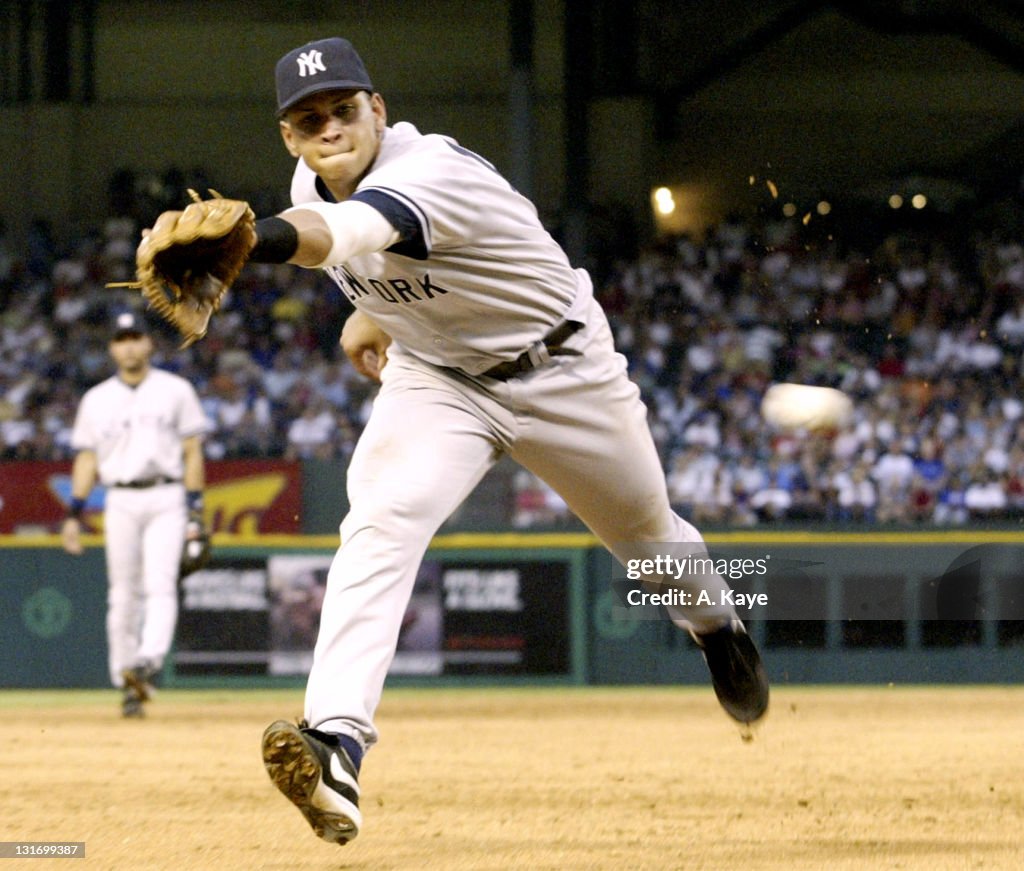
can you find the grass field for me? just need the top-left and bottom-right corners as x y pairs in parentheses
(1, 685), (1022, 870)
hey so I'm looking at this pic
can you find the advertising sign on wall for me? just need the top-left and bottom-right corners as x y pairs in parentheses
(173, 552), (572, 679)
(0, 460), (301, 533)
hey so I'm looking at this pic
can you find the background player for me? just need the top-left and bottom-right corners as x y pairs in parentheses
(60, 311), (209, 718)
(146, 36), (768, 843)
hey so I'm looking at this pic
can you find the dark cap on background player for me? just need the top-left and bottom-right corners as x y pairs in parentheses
(111, 311), (149, 340)
(275, 37), (374, 115)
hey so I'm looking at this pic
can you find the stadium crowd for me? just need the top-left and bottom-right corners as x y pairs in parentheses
(2, 170), (1024, 528)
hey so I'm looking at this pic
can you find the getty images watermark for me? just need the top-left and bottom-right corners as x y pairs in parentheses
(622, 554), (769, 611)
(608, 540), (1024, 622)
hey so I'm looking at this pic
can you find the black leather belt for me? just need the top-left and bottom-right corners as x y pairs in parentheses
(111, 476), (181, 489)
(481, 320), (583, 381)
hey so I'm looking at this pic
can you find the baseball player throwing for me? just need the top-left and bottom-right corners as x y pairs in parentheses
(144, 36), (769, 843)
(60, 312), (209, 717)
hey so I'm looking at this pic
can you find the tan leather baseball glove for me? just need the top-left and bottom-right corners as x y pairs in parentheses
(112, 189), (256, 347)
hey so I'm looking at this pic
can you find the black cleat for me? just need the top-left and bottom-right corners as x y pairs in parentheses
(121, 663), (158, 703)
(692, 620), (769, 724)
(262, 720), (362, 845)
(121, 687), (145, 719)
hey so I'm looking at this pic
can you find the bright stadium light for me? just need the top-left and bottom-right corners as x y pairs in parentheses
(782, 202), (797, 217)
(889, 194), (904, 209)
(653, 187), (676, 216)
(816, 200), (831, 216)
(912, 194), (927, 209)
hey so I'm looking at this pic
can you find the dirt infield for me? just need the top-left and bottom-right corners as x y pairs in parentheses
(1, 685), (1022, 870)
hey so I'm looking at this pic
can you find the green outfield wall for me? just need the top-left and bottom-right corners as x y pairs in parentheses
(2, 532), (1022, 689)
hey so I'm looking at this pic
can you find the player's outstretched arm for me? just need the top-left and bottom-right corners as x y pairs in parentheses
(340, 310), (392, 382)
(119, 193), (402, 347)
(61, 450), (98, 555)
(258, 200), (400, 268)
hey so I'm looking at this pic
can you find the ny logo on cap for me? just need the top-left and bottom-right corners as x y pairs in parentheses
(296, 50), (327, 77)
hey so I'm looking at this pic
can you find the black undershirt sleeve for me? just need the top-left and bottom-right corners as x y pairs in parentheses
(250, 216), (300, 264)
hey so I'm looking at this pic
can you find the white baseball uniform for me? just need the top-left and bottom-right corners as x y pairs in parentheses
(70, 368), (208, 686)
(292, 122), (741, 747)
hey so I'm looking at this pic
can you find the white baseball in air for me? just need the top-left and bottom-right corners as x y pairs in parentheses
(760, 383), (853, 432)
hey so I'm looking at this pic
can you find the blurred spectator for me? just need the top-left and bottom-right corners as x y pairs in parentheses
(511, 470), (571, 528)
(0, 400), (34, 458)
(285, 401), (335, 460)
(309, 360), (352, 410)
(681, 410), (720, 450)
(831, 461), (877, 523)
(667, 446), (720, 519)
(872, 440), (915, 523)
(262, 351), (304, 409)
(729, 454), (766, 526)
(876, 342), (906, 379)
(963, 469), (1008, 520)
(908, 438), (946, 522)
(934, 471), (970, 526)
(225, 406), (280, 457)
(748, 458), (795, 522)
(1005, 446), (1024, 517)
(995, 299), (1024, 346)
(692, 465), (735, 524)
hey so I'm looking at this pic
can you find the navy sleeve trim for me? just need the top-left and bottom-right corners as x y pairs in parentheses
(351, 188), (429, 260)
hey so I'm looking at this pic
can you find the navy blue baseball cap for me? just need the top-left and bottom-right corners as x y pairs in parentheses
(111, 311), (148, 339)
(275, 37), (374, 115)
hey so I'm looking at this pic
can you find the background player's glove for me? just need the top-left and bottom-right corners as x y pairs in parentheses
(113, 189), (256, 348)
(180, 519), (212, 579)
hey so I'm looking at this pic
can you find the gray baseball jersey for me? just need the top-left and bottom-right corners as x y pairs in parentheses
(290, 121), (593, 375)
(70, 368), (208, 484)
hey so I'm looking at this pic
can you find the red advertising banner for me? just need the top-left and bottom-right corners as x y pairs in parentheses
(0, 460), (301, 534)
